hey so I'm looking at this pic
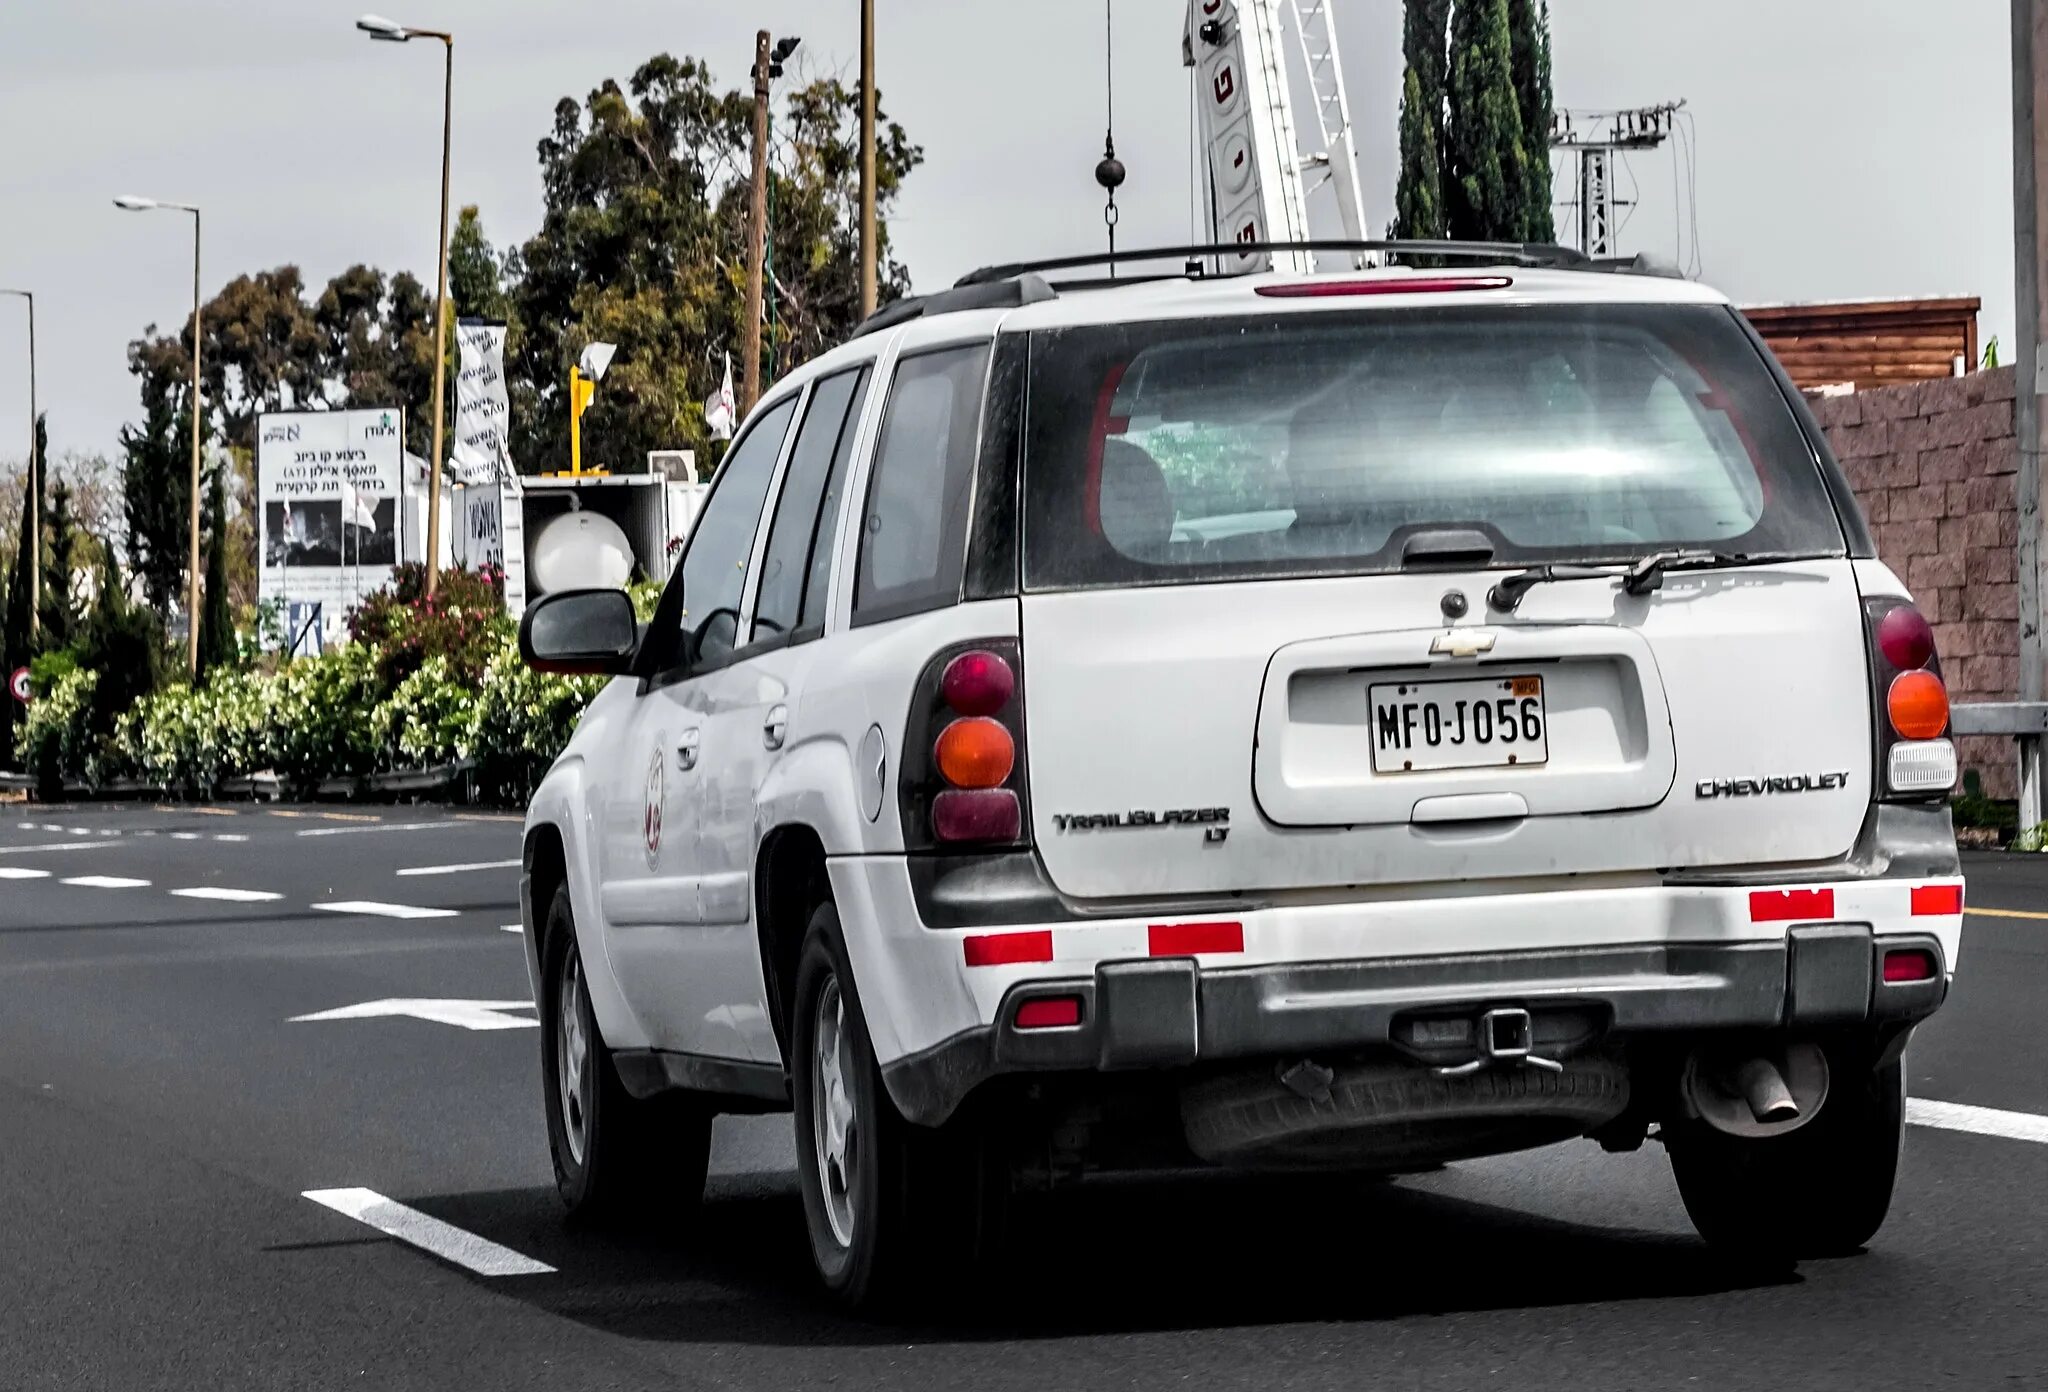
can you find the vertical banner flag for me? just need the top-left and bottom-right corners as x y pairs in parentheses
(452, 318), (513, 485)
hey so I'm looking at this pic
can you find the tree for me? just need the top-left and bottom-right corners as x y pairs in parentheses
(195, 461), (235, 679)
(120, 366), (192, 616)
(77, 548), (165, 753)
(41, 471), (77, 652)
(449, 206), (509, 323)
(1446, 0), (1531, 243)
(1508, 0), (1556, 242)
(1393, 68), (1445, 245)
(1394, 0), (1452, 241)
(0, 485), (26, 766)
(508, 56), (922, 474)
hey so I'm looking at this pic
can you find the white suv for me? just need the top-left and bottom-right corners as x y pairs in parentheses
(517, 245), (1965, 1308)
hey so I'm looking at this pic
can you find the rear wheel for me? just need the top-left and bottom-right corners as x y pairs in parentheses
(790, 901), (1010, 1309)
(540, 885), (713, 1223)
(1667, 1045), (1904, 1261)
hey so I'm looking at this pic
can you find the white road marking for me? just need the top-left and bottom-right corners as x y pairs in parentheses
(312, 901), (460, 920)
(1909, 1098), (2048, 1146)
(301, 1188), (554, 1277)
(291, 998), (538, 1031)
(0, 841), (108, 856)
(396, 859), (521, 878)
(170, 887), (284, 903)
(501, 923), (524, 933)
(213, 834), (249, 843)
(296, 821), (449, 839)
(60, 875), (150, 889)
(0, 868), (51, 880)
(169, 832), (201, 842)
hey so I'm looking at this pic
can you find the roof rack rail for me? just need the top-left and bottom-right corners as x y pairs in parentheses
(954, 240), (1591, 288)
(849, 273), (1058, 339)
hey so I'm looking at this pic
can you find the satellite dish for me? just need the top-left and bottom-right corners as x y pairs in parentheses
(528, 509), (634, 594)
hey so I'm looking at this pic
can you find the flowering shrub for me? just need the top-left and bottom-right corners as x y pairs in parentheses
(469, 632), (609, 803)
(18, 667), (101, 795)
(267, 644), (388, 787)
(346, 562), (510, 687)
(369, 654), (479, 770)
(119, 669), (275, 796)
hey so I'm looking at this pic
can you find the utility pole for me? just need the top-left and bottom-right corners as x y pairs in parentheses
(1550, 102), (1683, 257)
(2014, 0), (2048, 825)
(859, 0), (878, 319)
(742, 28), (772, 417)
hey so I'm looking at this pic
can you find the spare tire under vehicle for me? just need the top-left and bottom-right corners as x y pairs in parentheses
(1180, 1055), (1631, 1171)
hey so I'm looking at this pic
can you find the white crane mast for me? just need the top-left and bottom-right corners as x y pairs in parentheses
(1183, 0), (1370, 273)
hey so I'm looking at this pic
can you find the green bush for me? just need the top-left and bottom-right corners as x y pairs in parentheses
(267, 644), (389, 788)
(120, 670), (274, 796)
(369, 654), (479, 770)
(469, 632), (609, 802)
(18, 666), (99, 796)
(347, 562), (509, 687)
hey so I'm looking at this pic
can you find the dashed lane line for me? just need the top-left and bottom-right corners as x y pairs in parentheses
(1909, 1098), (2048, 1145)
(312, 901), (460, 920)
(0, 868), (50, 880)
(301, 1189), (555, 1277)
(60, 876), (151, 889)
(169, 887), (284, 903)
(0, 842), (107, 856)
(295, 821), (450, 839)
(396, 859), (521, 878)
(501, 923), (523, 933)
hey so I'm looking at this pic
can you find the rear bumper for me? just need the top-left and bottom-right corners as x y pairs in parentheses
(821, 804), (1963, 1126)
(881, 930), (1949, 1126)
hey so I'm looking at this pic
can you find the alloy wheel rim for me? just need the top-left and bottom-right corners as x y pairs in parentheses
(558, 950), (592, 1167)
(811, 975), (859, 1249)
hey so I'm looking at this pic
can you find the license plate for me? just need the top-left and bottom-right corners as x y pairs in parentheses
(1369, 675), (1548, 773)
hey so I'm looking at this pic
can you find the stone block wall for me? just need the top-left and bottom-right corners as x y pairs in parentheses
(1807, 367), (2020, 796)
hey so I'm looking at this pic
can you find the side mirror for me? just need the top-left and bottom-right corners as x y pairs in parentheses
(519, 588), (639, 675)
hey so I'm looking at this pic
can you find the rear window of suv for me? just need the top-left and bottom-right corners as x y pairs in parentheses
(1021, 303), (1847, 590)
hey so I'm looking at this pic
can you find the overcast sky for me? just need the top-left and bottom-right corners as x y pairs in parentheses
(0, 0), (2017, 464)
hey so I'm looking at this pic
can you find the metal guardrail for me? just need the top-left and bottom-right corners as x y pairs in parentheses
(1954, 702), (2048, 827)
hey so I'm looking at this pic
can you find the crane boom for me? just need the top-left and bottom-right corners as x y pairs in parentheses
(1284, 0), (1370, 250)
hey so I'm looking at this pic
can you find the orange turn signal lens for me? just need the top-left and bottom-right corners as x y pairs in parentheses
(935, 717), (1015, 789)
(1887, 670), (1950, 740)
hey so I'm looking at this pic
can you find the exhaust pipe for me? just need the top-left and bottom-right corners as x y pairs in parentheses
(1681, 1043), (1830, 1138)
(1733, 1057), (1801, 1125)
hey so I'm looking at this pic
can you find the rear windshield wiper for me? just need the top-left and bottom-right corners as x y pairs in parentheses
(1489, 550), (1808, 612)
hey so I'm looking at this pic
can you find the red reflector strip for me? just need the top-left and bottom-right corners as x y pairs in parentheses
(1255, 276), (1512, 298)
(963, 931), (1054, 968)
(1015, 997), (1082, 1030)
(1749, 888), (1835, 923)
(1148, 921), (1245, 956)
(1911, 884), (1964, 916)
(1882, 949), (1938, 984)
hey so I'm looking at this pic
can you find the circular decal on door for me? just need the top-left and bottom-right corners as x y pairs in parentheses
(643, 745), (665, 866)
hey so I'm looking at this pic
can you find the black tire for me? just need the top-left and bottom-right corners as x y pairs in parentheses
(1667, 1047), (1905, 1261)
(789, 900), (1008, 1310)
(1181, 1055), (1631, 1171)
(539, 885), (712, 1223)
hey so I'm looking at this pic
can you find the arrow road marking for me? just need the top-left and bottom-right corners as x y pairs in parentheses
(290, 998), (538, 1031)
(302, 1189), (554, 1277)
(396, 859), (521, 878)
(312, 901), (460, 920)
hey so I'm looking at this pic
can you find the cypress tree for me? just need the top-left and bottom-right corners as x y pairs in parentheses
(1394, 0), (1453, 241)
(195, 461), (235, 680)
(1393, 67), (1445, 245)
(41, 475), (77, 653)
(1, 473), (35, 767)
(1446, 0), (1530, 243)
(1508, 0), (1556, 242)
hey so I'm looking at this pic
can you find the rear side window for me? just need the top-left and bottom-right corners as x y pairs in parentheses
(1022, 304), (1847, 591)
(854, 343), (993, 623)
(751, 366), (871, 644)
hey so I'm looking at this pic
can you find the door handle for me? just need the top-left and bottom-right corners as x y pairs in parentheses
(676, 729), (702, 772)
(763, 705), (789, 751)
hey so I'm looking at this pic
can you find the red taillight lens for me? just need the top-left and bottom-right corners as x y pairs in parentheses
(1882, 948), (1938, 984)
(935, 717), (1015, 789)
(933, 789), (1021, 843)
(1911, 884), (1964, 916)
(1888, 670), (1950, 740)
(1877, 605), (1935, 671)
(1255, 276), (1513, 298)
(1015, 997), (1083, 1029)
(941, 650), (1015, 716)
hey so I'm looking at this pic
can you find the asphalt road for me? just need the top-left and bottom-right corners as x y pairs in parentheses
(4, 802), (2047, 1390)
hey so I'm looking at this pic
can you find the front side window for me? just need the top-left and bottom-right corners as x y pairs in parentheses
(1022, 304), (1847, 591)
(854, 343), (992, 622)
(645, 394), (796, 673)
(751, 366), (871, 644)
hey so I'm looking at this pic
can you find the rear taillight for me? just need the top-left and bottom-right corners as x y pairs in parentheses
(1864, 598), (1957, 798)
(902, 640), (1030, 850)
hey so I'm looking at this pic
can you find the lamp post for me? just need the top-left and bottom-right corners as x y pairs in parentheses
(859, 0), (878, 320)
(0, 290), (35, 642)
(359, 13), (455, 597)
(113, 196), (202, 676)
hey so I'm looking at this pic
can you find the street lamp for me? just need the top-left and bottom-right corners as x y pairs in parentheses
(358, 12), (455, 597)
(114, 195), (203, 677)
(0, 290), (35, 643)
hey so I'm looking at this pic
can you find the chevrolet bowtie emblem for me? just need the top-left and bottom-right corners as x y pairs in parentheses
(1430, 630), (1498, 658)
